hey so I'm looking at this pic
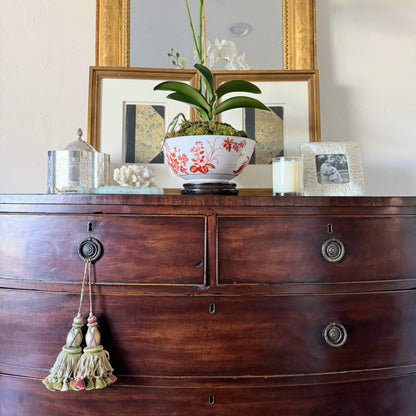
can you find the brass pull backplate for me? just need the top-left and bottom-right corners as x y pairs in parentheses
(321, 238), (345, 262)
(323, 322), (348, 347)
(78, 237), (103, 263)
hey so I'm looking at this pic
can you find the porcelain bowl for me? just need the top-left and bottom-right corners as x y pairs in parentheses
(163, 135), (255, 183)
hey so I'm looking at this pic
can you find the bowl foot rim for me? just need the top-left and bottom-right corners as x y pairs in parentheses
(181, 182), (238, 196)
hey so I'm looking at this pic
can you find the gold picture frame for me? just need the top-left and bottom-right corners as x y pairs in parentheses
(215, 70), (320, 189)
(95, 0), (316, 70)
(88, 66), (198, 152)
(88, 67), (320, 192)
(214, 70), (321, 144)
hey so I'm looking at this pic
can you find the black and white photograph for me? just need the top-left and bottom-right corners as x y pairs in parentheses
(315, 153), (350, 184)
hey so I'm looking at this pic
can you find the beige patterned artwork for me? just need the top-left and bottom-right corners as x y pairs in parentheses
(125, 104), (165, 163)
(245, 106), (284, 164)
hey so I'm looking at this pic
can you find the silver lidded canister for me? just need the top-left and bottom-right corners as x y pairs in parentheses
(47, 128), (110, 193)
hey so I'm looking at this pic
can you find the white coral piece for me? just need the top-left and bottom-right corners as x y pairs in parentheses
(113, 165), (157, 187)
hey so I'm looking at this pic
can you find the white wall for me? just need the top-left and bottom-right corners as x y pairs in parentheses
(0, 1), (415, 195)
(0, 1), (95, 193)
(317, 0), (416, 196)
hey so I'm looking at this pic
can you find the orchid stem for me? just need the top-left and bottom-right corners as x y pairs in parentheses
(202, 0), (207, 66)
(184, 0), (202, 63)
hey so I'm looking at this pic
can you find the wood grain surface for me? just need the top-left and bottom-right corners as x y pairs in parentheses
(1, 195), (415, 415)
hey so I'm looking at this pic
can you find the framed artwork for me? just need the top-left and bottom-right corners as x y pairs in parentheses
(214, 70), (321, 188)
(124, 103), (166, 164)
(88, 67), (321, 190)
(300, 141), (365, 196)
(87, 66), (198, 188)
(245, 105), (284, 164)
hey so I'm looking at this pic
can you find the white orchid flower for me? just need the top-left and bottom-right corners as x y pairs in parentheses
(215, 38), (239, 60)
(204, 38), (250, 70)
(225, 53), (250, 70)
(205, 42), (218, 68)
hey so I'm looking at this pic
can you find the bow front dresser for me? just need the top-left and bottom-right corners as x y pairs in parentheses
(1, 194), (416, 415)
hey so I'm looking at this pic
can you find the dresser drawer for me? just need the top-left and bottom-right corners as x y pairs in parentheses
(218, 216), (416, 284)
(0, 214), (206, 285)
(2, 374), (416, 416)
(2, 290), (416, 377)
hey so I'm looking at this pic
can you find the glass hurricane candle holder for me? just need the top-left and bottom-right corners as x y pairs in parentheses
(272, 156), (304, 196)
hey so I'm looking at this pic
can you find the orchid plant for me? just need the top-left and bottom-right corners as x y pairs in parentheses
(154, 0), (269, 132)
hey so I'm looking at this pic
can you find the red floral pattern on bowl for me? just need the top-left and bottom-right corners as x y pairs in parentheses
(163, 135), (255, 183)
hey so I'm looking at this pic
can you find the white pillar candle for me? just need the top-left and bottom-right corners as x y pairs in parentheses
(272, 157), (303, 196)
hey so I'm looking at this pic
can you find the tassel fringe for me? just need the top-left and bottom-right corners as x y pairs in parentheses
(70, 347), (117, 390)
(42, 348), (82, 391)
(42, 314), (83, 391)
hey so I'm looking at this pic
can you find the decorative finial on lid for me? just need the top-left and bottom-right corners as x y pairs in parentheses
(64, 128), (95, 151)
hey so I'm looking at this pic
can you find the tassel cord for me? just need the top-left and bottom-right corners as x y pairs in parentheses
(87, 258), (93, 317)
(77, 259), (90, 318)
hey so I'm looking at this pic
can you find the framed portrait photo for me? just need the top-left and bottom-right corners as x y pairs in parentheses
(300, 141), (365, 196)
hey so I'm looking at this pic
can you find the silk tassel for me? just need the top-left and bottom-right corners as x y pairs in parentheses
(70, 259), (117, 390)
(42, 314), (84, 391)
(42, 260), (89, 391)
(70, 314), (117, 390)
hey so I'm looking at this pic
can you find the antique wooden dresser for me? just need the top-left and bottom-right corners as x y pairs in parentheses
(1, 194), (416, 415)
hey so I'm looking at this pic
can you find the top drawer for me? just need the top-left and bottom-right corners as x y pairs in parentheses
(218, 216), (416, 284)
(0, 214), (206, 285)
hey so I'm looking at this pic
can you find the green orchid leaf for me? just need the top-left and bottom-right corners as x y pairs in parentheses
(154, 81), (210, 114)
(195, 108), (210, 122)
(215, 80), (261, 99)
(194, 63), (214, 102)
(215, 96), (270, 115)
(167, 92), (211, 120)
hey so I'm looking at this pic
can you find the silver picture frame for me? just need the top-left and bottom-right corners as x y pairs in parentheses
(300, 141), (365, 196)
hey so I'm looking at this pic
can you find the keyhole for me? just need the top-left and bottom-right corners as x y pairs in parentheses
(327, 223), (334, 234)
(209, 394), (215, 405)
(209, 303), (216, 314)
(88, 222), (93, 232)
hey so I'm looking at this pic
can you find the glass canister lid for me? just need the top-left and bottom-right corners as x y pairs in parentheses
(64, 128), (96, 151)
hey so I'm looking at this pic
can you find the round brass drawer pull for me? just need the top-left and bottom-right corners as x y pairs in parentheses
(323, 322), (347, 347)
(78, 238), (103, 263)
(321, 238), (345, 262)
